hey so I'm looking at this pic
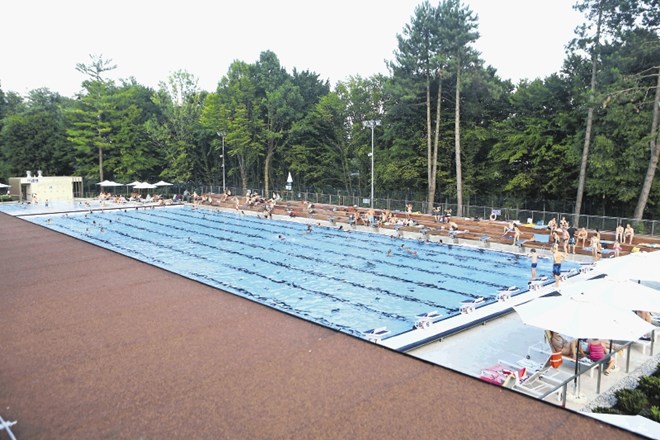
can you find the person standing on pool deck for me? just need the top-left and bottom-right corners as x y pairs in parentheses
(529, 249), (538, 279)
(552, 244), (565, 287)
(567, 223), (577, 254)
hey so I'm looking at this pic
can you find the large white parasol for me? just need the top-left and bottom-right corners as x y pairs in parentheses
(514, 294), (654, 341)
(593, 252), (660, 283)
(132, 182), (157, 190)
(560, 278), (660, 313)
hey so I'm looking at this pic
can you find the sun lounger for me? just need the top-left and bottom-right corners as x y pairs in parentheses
(362, 327), (390, 343)
(480, 363), (527, 386)
(414, 311), (442, 329)
(498, 354), (567, 399)
(460, 297), (485, 314)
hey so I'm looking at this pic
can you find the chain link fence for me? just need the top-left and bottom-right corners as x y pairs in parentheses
(80, 180), (659, 237)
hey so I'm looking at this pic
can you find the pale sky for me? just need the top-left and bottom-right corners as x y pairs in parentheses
(1, 0), (583, 98)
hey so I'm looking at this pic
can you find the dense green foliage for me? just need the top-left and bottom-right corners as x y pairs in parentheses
(0, 0), (658, 218)
(593, 363), (660, 424)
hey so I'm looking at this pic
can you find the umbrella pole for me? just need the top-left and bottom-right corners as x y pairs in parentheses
(573, 338), (580, 395)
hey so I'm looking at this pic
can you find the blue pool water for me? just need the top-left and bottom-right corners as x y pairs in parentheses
(8, 204), (578, 339)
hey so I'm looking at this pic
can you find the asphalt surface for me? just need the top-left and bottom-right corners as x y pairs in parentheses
(0, 212), (633, 439)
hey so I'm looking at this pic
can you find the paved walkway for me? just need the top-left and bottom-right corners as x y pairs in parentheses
(0, 212), (633, 439)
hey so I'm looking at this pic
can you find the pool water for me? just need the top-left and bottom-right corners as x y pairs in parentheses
(13, 204), (578, 339)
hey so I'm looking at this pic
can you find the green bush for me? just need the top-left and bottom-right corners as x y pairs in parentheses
(615, 388), (649, 415)
(633, 222), (646, 235)
(638, 376), (660, 407)
(591, 406), (622, 415)
(649, 406), (660, 423)
(651, 363), (660, 378)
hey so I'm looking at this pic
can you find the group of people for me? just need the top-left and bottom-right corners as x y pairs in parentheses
(548, 331), (617, 375)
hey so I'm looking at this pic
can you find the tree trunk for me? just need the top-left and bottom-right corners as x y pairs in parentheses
(454, 60), (463, 216)
(427, 72), (442, 214)
(633, 67), (660, 221)
(238, 155), (248, 195)
(264, 143), (274, 198)
(98, 146), (103, 182)
(426, 74), (433, 213)
(574, 4), (603, 226)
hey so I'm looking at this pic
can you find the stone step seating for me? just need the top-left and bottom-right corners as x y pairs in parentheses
(201, 193), (660, 256)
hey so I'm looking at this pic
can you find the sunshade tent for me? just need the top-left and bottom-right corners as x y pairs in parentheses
(514, 294), (656, 395)
(154, 180), (173, 187)
(133, 182), (157, 190)
(126, 181), (142, 186)
(514, 295), (655, 341)
(559, 278), (660, 313)
(0, 183), (9, 188)
(593, 251), (660, 283)
(96, 180), (124, 188)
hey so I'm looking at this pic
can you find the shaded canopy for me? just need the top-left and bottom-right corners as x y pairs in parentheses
(514, 295), (654, 341)
(133, 182), (157, 189)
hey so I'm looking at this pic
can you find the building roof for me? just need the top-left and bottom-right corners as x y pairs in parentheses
(0, 213), (632, 439)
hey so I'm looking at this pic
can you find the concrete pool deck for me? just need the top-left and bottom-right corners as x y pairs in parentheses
(0, 210), (635, 438)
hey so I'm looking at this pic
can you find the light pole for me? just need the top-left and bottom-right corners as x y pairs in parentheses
(217, 131), (226, 193)
(362, 120), (381, 208)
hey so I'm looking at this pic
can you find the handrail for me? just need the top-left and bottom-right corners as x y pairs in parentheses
(536, 341), (635, 406)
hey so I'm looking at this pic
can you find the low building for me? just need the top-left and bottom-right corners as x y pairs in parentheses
(8, 170), (83, 202)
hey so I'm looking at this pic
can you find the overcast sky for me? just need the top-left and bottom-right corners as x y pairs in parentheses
(1, 0), (584, 97)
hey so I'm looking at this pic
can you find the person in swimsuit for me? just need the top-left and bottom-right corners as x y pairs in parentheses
(567, 223), (577, 254)
(587, 338), (616, 374)
(552, 244), (565, 287)
(549, 331), (580, 360)
(576, 227), (588, 248)
(615, 224), (624, 243)
(624, 224), (635, 245)
(529, 249), (538, 279)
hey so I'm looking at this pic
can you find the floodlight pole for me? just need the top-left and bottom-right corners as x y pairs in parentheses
(362, 120), (381, 208)
(217, 131), (226, 193)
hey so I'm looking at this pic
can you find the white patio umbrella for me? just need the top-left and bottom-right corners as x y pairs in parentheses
(126, 181), (142, 187)
(515, 294), (656, 395)
(514, 295), (655, 342)
(593, 252), (660, 283)
(133, 182), (157, 190)
(0, 183), (10, 188)
(154, 180), (173, 187)
(96, 180), (124, 188)
(560, 278), (660, 313)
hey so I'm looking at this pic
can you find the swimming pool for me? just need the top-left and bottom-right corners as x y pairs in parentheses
(6, 203), (578, 340)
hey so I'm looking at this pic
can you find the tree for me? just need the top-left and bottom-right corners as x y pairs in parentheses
(439, 0), (479, 216)
(253, 51), (303, 196)
(68, 54), (118, 181)
(572, 0), (604, 224)
(634, 67), (660, 220)
(146, 70), (204, 183)
(111, 80), (163, 182)
(0, 89), (74, 177)
(212, 61), (263, 193)
(391, 0), (446, 212)
(286, 92), (352, 191)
